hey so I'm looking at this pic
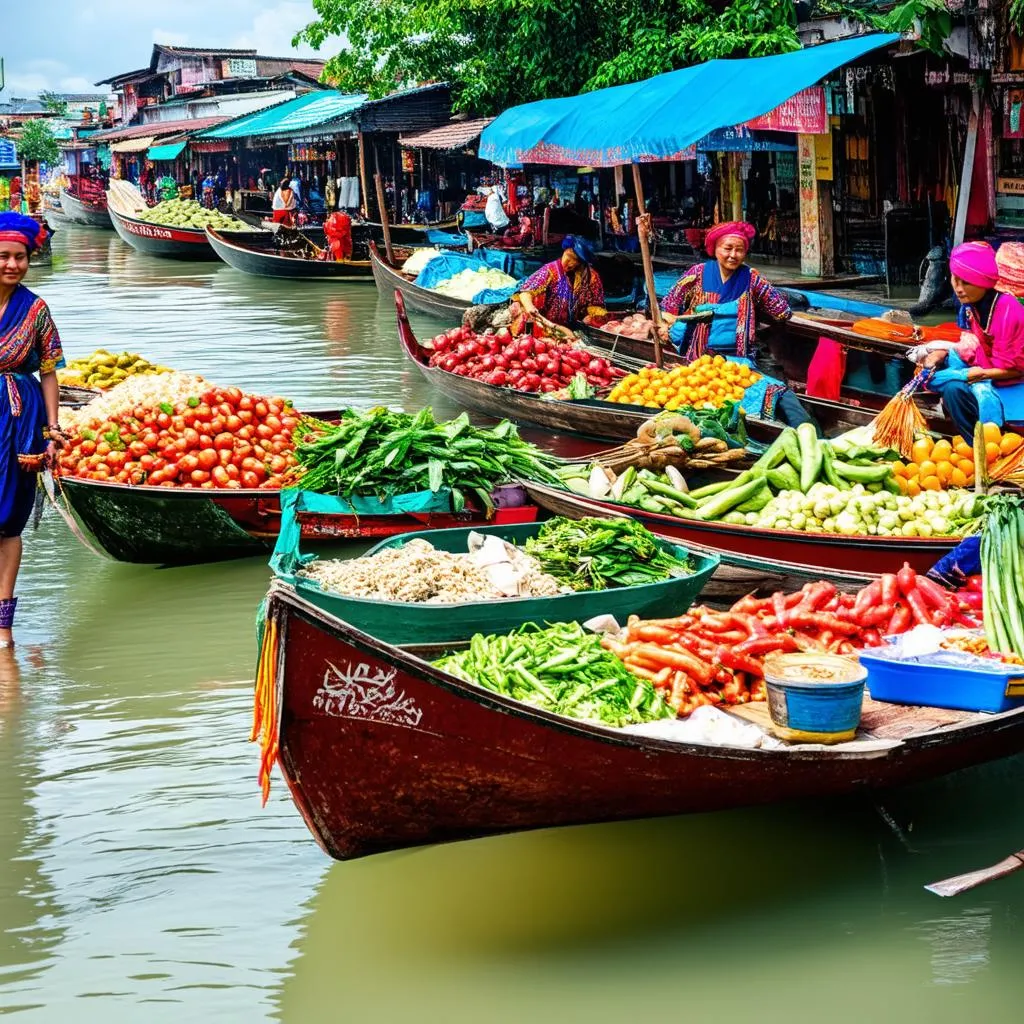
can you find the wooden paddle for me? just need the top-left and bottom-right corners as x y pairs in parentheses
(925, 849), (1024, 897)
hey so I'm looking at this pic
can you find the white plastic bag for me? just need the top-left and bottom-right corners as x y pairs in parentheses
(484, 191), (510, 231)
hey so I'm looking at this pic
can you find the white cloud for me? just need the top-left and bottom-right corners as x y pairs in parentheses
(151, 28), (191, 46)
(230, 2), (321, 57)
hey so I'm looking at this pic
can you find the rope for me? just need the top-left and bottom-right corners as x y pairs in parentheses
(251, 612), (280, 806)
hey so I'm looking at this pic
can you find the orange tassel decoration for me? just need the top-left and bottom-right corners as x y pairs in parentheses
(251, 614), (280, 806)
(871, 371), (929, 459)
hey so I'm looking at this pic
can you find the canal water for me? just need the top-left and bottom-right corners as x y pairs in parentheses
(1, 227), (1022, 1023)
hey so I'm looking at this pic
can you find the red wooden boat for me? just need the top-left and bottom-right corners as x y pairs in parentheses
(522, 481), (956, 581)
(258, 583), (1024, 860)
(56, 475), (537, 566)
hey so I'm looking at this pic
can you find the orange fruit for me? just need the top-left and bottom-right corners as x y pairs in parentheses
(954, 442), (973, 461)
(904, 462), (920, 479)
(892, 461), (907, 477)
(985, 442), (1001, 463)
(918, 459), (937, 479)
(931, 439), (953, 462)
(895, 475), (908, 493)
(983, 422), (1002, 444)
(906, 478), (922, 496)
(951, 434), (966, 448)
(911, 437), (933, 463)
(1000, 431), (1024, 455)
(936, 460), (953, 484)
(921, 475), (942, 491)
(950, 467), (968, 487)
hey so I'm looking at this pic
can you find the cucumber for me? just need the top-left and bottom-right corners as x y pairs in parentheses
(797, 422), (822, 492)
(694, 477), (767, 521)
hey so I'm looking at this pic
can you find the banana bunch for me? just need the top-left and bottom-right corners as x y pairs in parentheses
(58, 349), (174, 390)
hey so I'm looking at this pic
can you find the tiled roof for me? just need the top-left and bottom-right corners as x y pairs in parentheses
(400, 117), (492, 150)
(90, 116), (228, 142)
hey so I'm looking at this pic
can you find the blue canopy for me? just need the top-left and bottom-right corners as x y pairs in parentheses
(480, 33), (898, 167)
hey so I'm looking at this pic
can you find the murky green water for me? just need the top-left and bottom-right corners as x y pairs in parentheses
(2, 227), (1022, 1023)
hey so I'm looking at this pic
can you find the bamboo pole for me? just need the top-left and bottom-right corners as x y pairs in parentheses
(374, 172), (395, 265)
(357, 130), (369, 218)
(631, 163), (663, 367)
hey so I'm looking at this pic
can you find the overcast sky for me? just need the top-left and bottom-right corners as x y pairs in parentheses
(2, 0), (325, 98)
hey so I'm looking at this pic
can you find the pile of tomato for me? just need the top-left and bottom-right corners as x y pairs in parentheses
(58, 385), (301, 490)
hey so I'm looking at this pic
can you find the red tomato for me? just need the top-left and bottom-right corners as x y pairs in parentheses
(225, 415), (242, 433)
(182, 428), (200, 449)
(254, 401), (268, 418)
(190, 470), (211, 484)
(179, 454), (200, 474)
(197, 449), (218, 471)
(211, 466), (231, 487)
(264, 414), (282, 433)
(171, 416), (186, 433)
(225, 463), (240, 480)
(107, 451), (127, 468)
(80, 439), (97, 456)
(264, 475), (283, 489)
(218, 449), (232, 467)
(236, 410), (254, 425)
(142, 432), (159, 448)
(280, 416), (298, 431)
(234, 442), (253, 460)
(96, 441), (111, 457)
(225, 387), (243, 405)
(115, 470), (130, 483)
(213, 432), (235, 451)
(140, 455), (155, 471)
(240, 470), (261, 489)
(240, 456), (262, 473)
(147, 471), (165, 486)
(217, 402), (234, 418)
(238, 396), (254, 412)
(237, 425), (255, 441)
(269, 455), (288, 474)
(157, 413), (172, 430)
(224, 479), (241, 489)
(209, 416), (225, 434)
(255, 424), (274, 441)
(194, 404), (212, 420)
(128, 441), (149, 459)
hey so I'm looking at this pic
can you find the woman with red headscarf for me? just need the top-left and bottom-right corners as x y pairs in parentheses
(0, 213), (66, 646)
(659, 221), (811, 426)
(913, 241), (1024, 439)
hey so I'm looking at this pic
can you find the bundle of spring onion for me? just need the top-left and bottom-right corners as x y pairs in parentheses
(289, 407), (561, 510)
(523, 517), (693, 591)
(980, 494), (1024, 658)
(435, 622), (672, 727)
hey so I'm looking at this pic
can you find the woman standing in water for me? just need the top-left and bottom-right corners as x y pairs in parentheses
(0, 213), (67, 646)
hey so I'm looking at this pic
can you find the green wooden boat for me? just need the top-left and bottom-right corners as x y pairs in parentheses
(273, 521), (719, 645)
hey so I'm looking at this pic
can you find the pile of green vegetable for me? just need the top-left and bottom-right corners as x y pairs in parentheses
(292, 407), (560, 511)
(523, 517), (692, 591)
(435, 622), (672, 727)
(980, 494), (1024, 657)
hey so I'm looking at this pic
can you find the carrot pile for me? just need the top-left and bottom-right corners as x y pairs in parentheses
(603, 567), (977, 718)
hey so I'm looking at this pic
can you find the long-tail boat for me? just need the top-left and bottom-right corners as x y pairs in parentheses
(58, 187), (112, 229)
(206, 227), (379, 281)
(255, 583), (1024, 860)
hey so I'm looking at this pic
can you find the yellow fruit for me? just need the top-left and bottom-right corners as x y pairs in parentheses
(904, 463), (920, 478)
(935, 460), (953, 484)
(983, 422), (1002, 444)
(985, 441), (1001, 463)
(921, 475), (942, 491)
(918, 459), (937, 479)
(911, 436), (933, 463)
(892, 461), (907, 477)
(931, 439), (953, 462)
(1000, 431), (1024, 455)
(906, 479), (922, 496)
(950, 467), (968, 487)
(895, 475), (908, 493)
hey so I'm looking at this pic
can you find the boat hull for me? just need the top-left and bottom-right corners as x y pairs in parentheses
(371, 241), (478, 319)
(206, 227), (374, 280)
(58, 189), (112, 229)
(523, 481), (954, 580)
(266, 585), (1024, 860)
(108, 204), (215, 260)
(58, 476), (538, 566)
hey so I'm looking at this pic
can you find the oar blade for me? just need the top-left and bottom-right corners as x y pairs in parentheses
(925, 851), (1024, 897)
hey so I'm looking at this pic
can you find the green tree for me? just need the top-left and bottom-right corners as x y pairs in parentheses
(295, 0), (800, 113)
(18, 119), (60, 167)
(39, 91), (69, 116)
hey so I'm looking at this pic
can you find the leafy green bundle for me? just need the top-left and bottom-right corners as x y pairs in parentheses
(524, 517), (692, 591)
(293, 407), (560, 511)
(435, 622), (671, 727)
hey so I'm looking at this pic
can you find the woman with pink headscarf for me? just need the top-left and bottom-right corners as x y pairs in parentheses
(660, 220), (809, 425)
(913, 241), (1024, 438)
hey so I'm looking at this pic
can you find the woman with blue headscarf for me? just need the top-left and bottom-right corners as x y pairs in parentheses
(0, 212), (67, 646)
(513, 235), (608, 335)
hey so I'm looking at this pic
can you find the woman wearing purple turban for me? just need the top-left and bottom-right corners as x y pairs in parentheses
(0, 212), (67, 646)
(915, 241), (1024, 438)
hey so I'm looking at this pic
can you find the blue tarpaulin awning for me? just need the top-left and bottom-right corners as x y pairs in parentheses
(148, 142), (185, 161)
(480, 33), (899, 167)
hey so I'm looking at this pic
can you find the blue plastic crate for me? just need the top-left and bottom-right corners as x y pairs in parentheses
(860, 645), (1024, 714)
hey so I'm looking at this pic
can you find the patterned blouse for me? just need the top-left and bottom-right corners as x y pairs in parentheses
(515, 259), (607, 326)
(660, 262), (792, 359)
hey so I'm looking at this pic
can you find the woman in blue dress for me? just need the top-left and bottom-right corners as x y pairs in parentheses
(0, 213), (67, 646)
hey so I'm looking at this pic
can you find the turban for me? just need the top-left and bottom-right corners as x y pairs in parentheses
(0, 212), (48, 254)
(705, 220), (756, 257)
(562, 234), (595, 265)
(995, 242), (1024, 297)
(949, 241), (998, 290)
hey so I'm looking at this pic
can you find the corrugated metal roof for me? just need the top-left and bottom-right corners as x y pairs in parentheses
(400, 117), (492, 150)
(90, 116), (228, 142)
(198, 90), (367, 139)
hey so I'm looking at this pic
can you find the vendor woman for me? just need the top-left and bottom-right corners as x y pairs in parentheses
(0, 213), (67, 646)
(913, 241), (1024, 439)
(513, 235), (609, 334)
(660, 221), (810, 426)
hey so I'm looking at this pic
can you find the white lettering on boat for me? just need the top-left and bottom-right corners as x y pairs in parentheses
(124, 220), (175, 239)
(313, 660), (424, 728)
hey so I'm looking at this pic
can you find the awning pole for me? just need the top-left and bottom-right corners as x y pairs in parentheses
(374, 172), (395, 265)
(631, 163), (663, 368)
(357, 130), (369, 218)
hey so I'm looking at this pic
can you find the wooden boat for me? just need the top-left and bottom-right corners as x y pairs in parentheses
(56, 474), (539, 566)
(397, 290), (784, 444)
(108, 202), (218, 260)
(260, 582), (1024, 860)
(371, 241), (478, 319)
(58, 188), (112, 229)
(523, 481), (955, 580)
(206, 227), (377, 281)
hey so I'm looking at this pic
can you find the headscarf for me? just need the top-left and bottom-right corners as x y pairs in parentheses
(995, 242), (1024, 297)
(949, 241), (998, 289)
(704, 220), (756, 257)
(0, 212), (48, 253)
(562, 234), (595, 266)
